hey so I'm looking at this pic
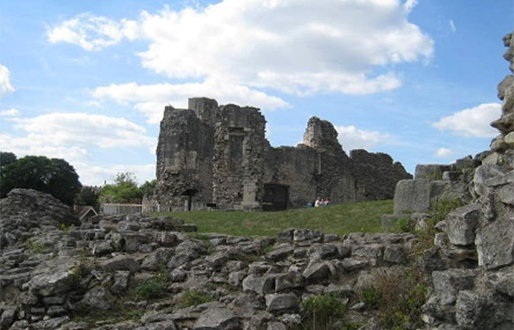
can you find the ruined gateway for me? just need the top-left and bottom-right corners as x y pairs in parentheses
(154, 97), (412, 211)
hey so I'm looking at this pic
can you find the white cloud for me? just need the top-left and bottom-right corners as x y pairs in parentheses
(46, 13), (138, 51)
(335, 125), (391, 151)
(74, 162), (155, 186)
(53, 0), (433, 96)
(0, 64), (15, 98)
(432, 103), (501, 138)
(134, 0), (433, 95)
(435, 147), (454, 158)
(93, 79), (290, 123)
(0, 113), (157, 186)
(12, 112), (155, 149)
(0, 133), (90, 161)
(0, 108), (20, 117)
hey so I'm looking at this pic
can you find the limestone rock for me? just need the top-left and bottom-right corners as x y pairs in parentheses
(498, 183), (514, 205)
(302, 261), (330, 280)
(27, 257), (82, 297)
(101, 255), (140, 272)
(265, 293), (298, 313)
(242, 274), (275, 294)
(475, 213), (514, 269)
(473, 164), (508, 196)
(444, 204), (479, 246)
(394, 179), (449, 214)
(78, 286), (115, 310)
(432, 269), (476, 306)
(193, 308), (239, 330)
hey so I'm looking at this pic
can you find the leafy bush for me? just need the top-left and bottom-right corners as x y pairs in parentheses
(300, 293), (346, 330)
(179, 289), (213, 307)
(359, 268), (428, 330)
(25, 238), (51, 254)
(135, 277), (167, 300)
(391, 217), (416, 233)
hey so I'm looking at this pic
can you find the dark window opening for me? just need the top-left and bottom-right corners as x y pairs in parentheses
(181, 189), (198, 211)
(263, 184), (289, 211)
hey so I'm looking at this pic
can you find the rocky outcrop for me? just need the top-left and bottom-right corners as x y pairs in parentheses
(0, 189), (80, 249)
(1, 189), (423, 330)
(382, 30), (514, 330)
(154, 98), (411, 211)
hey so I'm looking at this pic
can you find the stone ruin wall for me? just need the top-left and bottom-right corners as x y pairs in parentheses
(155, 97), (412, 211)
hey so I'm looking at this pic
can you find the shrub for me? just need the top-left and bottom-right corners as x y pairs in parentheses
(300, 293), (346, 330)
(360, 268), (428, 330)
(179, 289), (213, 307)
(135, 277), (167, 300)
(414, 197), (465, 255)
(391, 217), (416, 233)
(25, 238), (51, 254)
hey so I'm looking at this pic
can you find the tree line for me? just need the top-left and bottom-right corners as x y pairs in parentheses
(0, 151), (156, 209)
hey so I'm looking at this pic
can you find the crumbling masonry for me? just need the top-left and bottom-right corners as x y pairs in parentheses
(155, 98), (412, 211)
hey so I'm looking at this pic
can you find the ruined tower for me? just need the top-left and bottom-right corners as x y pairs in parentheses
(155, 97), (411, 211)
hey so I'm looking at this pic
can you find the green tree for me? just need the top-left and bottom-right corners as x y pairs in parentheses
(100, 172), (143, 204)
(140, 179), (157, 197)
(0, 151), (17, 168)
(0, 155), (82, 206)
(74, 185), (101, 210)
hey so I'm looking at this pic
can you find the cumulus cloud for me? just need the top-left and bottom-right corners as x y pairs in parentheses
(0, 113), (157, 185)
(47, 13), (138, 51)
(12, 112), (155, 148)
(432, 103), (501, 138)
(0, 64), (15, 98)
(335, 125), (390, 151)
(0, 108), (20, 117)
(0, 133), (90, 161)
(51, 0), (433, 97)
(135, 0), (433, 95)
(435, 147), (454, 158)
(93, 80), (290, 123)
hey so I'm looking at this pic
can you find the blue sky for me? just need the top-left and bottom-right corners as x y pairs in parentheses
(1, 0), (513, 186)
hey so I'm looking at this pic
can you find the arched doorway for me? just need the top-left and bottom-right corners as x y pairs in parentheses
(263, 184), (289, 211)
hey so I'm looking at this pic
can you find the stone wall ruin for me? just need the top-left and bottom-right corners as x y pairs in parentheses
(155, 98), (412, 211)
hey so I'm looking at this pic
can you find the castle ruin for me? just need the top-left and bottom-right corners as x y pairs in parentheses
(155, 98), (412, 211)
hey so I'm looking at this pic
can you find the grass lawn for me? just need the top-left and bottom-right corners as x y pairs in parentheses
(152, 199), (393, 237)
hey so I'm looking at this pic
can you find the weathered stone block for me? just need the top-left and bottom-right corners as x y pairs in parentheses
(193, 308), (239, 330)
(498, 183), (514, 205)
(383, 245), (407, 264)
(415, 164), (452, 180)
(27, 257), (81, 297)
(79, 286), (115, 310)
(302, 261), (330, 280)
(265, 293), (298, 313)
(242, 274), (275, 294)
(445, 204), (479, 246)
(476, 214), (514, 269)
(432, 269), (476, 306)
(473, 164), (508, 196)
(394, 179), (449, 214)
(455, 290), (485, 328)
(101, 255), (140, 272)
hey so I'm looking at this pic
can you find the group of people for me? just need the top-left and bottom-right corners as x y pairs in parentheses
(310, 197), (330, 207)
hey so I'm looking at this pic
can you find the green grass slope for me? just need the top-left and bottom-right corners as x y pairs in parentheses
(153, 199), (392, 237)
